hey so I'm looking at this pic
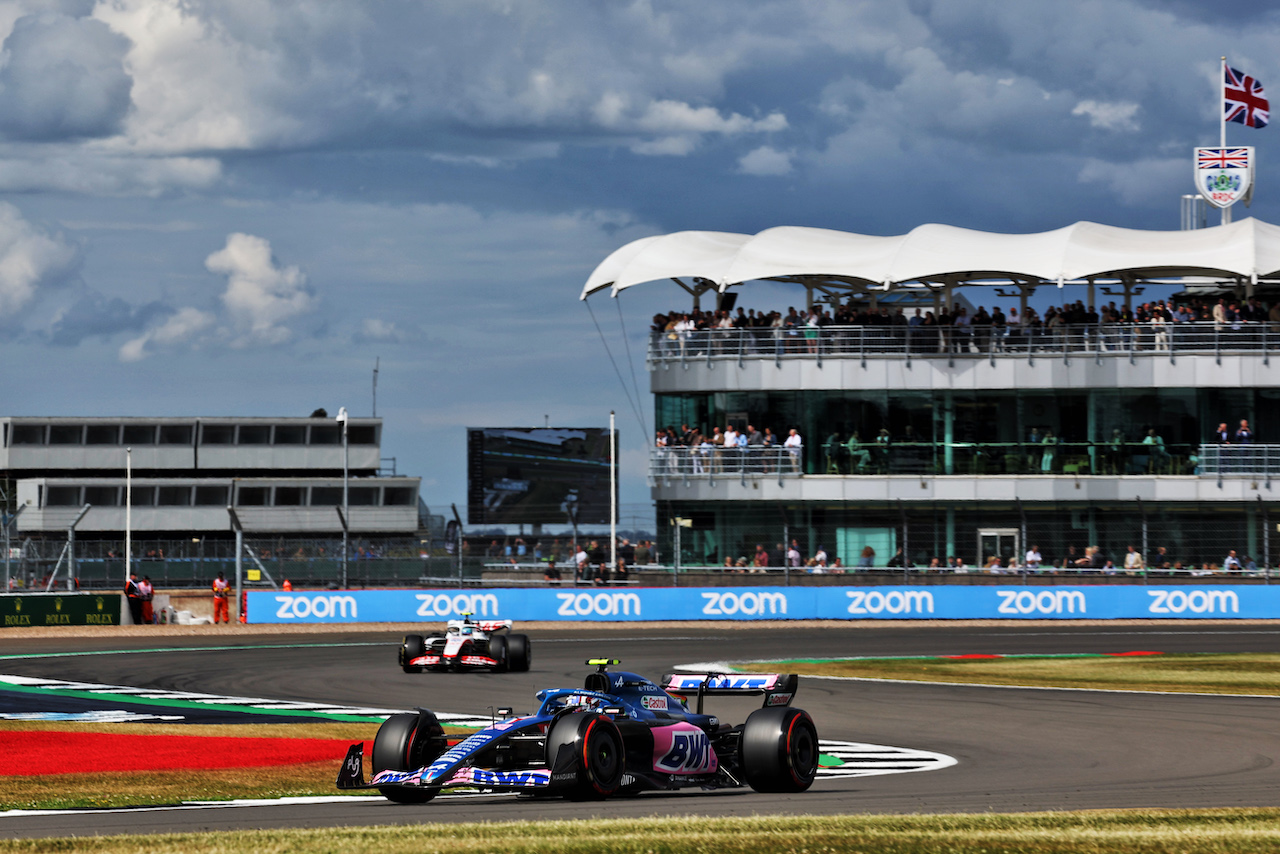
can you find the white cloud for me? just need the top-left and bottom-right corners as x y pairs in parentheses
(206, 233), (314, 347)
(356, 317), (403, 342)
(0, 202), (79, 315)
(118, 306), (215, 362)
(1076, 156), (1183, 206)
(738, 145), (793, 176)
(1072, 100), (1140, 132)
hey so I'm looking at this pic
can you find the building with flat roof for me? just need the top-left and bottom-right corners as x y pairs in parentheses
(3, 416), (420, 538)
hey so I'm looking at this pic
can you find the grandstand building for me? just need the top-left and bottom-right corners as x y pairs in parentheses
(2, 415), (420, 539)
(583, 219), (1280, 572)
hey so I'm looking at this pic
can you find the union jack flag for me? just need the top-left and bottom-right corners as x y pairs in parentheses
(1225, 66), (1269, 128)
(1197, 147), (1250, 169)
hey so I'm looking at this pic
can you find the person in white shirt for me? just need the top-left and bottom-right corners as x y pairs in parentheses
(722, 425), (740, 473)
(1024, 545), (1042, 570)
(784, 428), (803, 472)
(1124, 545), (1144, 574)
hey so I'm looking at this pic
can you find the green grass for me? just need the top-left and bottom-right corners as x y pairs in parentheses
(6, 811), (1280, 852)
(743, 652), (1280, 694)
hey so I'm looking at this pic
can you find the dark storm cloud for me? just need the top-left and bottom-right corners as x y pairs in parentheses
(0, 13), (132, 141)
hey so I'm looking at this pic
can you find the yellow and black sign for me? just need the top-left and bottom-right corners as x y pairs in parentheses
(0, 594), (121, 627)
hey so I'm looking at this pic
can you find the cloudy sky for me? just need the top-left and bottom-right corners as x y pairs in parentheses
(1, 0), (1276, 526)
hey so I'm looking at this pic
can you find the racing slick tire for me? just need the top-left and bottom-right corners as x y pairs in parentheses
(740, 706), (819, 793)
(400, 635), (426, 673)
(488, 634), (509, 672)
(545, 712), (625, 798)
(506, 633), (531, 672)
(371, 711), (447, 804)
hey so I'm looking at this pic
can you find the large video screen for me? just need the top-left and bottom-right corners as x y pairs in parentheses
(467, 427), (615, 525)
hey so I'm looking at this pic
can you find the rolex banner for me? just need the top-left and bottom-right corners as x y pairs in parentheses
(1195, 146), (1254, 208)
(0, 593), (121, 627)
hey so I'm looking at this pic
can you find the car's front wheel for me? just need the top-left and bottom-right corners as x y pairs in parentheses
(740, 706), (818, 793)
(545, 712), (625, 798)
(399, 635), (425, 673)
(371, 712), (447, 803)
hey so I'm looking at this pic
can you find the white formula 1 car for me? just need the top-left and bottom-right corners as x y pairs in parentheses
(399, 613), (531, 673)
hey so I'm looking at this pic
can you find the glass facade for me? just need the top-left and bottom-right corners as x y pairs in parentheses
(656, 387), (1280, 475)
(657, 499), (1277, 573)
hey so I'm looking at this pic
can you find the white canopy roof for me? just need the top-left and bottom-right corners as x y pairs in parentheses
(580, 218), (1280, 299)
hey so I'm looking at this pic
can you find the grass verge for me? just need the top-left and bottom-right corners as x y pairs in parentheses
(743, 652), (1280, 694)
(5, 810), (1280, 852)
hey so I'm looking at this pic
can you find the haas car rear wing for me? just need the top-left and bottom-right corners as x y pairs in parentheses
(661, 672), (799, 713)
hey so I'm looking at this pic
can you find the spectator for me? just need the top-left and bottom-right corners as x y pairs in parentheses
(1025, 545), (1042, 570)
(1224, 549), (1242, 573)
(543, 560), (561, 585)
(784, 428), (803, 472)
(634, 540), (651, 566)
(1236, 419), (1254, 443)
(1124, 545), (1144, 574)
(786, 540), (802, 568)
(814, 544), (828, 565)
(752, 544), (770, 571)
(1216, 422), (1231, 443)
(857, 546), (876, 568)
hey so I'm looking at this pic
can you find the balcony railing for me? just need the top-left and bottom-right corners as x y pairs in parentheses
(650, 442), (1278, 480)
(648, 320), (1280, 368)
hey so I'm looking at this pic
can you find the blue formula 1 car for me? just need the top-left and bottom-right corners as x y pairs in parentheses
(336, 659), (818, 803)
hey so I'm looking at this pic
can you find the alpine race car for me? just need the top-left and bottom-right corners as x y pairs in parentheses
(399, 613), (531, 673)
(337, 658), (818, 803)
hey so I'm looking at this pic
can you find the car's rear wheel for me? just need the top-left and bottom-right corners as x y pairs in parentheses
(371, 712), (447, 804)
(488, 634), (509, 672)
(545, 712), (624, 798)
(740, 706), (818, 793)
(506, 633), (531, 672)
(399, 635), (425, 673)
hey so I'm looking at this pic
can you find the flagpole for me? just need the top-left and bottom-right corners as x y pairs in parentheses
(1221, 56), (1227, 149)
(1221, 57), (1229, 225)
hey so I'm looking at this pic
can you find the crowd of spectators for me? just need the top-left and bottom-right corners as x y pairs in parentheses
(650, 295), (1280, 357)
(654, 422), (804, 473)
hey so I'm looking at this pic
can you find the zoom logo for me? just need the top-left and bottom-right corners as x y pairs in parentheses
(274, 595), (357, 620)
(556, 592), (641, 616)
(415, 593), (499, 617)
(846, 590), (934, 615)
(996, 590), (1086, 615)
(1148, 589), (1239, 615)
(702, 591), (787, 616)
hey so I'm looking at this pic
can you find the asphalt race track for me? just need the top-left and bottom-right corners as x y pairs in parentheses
(3, 622), (1280, 838)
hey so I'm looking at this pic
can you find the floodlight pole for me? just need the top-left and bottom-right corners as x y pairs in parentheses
(125, 447), (132, 583)
(609, 410), (617, 579)
(228, 506), (243, 622)
(337, 407), (349, 589)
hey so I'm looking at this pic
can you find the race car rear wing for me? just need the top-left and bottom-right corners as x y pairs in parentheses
(660, 672), (799, 713)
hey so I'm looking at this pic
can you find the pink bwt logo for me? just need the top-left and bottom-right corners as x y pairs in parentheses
(652, 724), (717, 774)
